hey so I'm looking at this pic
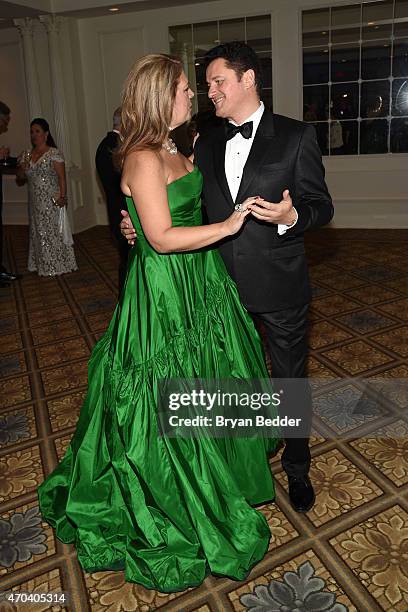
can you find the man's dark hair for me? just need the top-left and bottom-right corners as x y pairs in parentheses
(204, 41), (262, 97)
(0, 101), (11, 117)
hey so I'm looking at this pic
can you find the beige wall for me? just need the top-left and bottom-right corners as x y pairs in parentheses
(0, 27), (30, 225)
(1, 0), (407, 229)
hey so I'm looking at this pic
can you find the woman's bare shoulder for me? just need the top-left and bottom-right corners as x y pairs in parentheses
(121, 149), (166, 195)
(124, 148), (164, 173)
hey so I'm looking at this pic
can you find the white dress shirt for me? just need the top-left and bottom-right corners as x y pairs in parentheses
(225, 101), (297, 235)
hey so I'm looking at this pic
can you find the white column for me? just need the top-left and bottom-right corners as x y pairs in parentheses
(39, 15), (71, 167)
(13, 17), (42, 120)
(272, 5), (303, 119)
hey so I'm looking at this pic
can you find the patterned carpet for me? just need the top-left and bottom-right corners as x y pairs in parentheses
(0, 225), (407, 612)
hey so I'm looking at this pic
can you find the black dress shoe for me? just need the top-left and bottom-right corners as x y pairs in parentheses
(288, 475), (315, 513)
(0, 271), (17, 282)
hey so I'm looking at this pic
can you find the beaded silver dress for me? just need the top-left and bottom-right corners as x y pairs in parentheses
(26, 148), (77, 276)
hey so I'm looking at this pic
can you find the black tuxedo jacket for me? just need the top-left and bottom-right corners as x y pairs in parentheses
(194, 111), (334, 313)
(95, 131), (127, 229)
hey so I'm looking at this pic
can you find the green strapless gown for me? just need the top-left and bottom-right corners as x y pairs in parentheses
(38, 166), (279, 592)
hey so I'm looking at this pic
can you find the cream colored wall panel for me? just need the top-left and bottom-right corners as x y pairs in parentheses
(2, 201), (29, 225)
(325, 155), (408, 227)
(31, 18), (53, 127)
(98, 27), (145, 126)
(0, 31), (30, 224)
(2, 177), (28, 225)
(0, 34), (29, 155)
(329, 198), (408, 228)
(96, 26), (145, 224)
(79, 22), (146, 225)
(66, 19), (99, 232)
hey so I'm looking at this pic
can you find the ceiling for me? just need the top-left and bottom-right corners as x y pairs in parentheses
(0, 0), (50, 20)
(0, 0), (216, 26)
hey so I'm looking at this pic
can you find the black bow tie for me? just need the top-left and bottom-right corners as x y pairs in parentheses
(226, 121), (253, 141)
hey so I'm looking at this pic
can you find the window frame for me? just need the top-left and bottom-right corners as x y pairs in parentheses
(168, 11), (274, 116)
(302, 0), (408, 157)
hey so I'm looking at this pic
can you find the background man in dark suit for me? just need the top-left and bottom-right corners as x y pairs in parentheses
(95, 107), (129, 296)
(120, 43), (334, 512)
(0, 101), (18, 286)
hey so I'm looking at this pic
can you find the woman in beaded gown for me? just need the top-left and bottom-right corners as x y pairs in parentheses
(38, 55), (279, 592)
(17, 118), (77, 276)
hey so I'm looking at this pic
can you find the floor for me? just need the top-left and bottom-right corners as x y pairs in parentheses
(0, 226), (407, 611)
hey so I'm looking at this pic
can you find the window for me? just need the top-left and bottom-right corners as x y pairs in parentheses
(303, 0), (408, 155)
(169, 15), (272, 115)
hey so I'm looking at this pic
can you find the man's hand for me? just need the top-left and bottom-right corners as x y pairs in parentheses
(0, 146), (9, 161)
(120, 210), (137, 245)
(250, 190), (296, 225)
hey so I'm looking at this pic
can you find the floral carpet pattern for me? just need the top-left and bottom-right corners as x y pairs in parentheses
(0, 226), (407, 611)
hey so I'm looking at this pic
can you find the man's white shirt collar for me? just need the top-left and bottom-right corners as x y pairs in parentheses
(229, 101), (264, 138)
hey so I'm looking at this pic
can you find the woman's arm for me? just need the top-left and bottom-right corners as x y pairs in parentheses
(15, 167), (27, 186)
(120, 150), (255, 254)
(15, 151), (28, 185)
(53, 160), (67, 206)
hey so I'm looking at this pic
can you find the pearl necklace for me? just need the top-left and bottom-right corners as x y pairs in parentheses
(162, 137), (178, 155)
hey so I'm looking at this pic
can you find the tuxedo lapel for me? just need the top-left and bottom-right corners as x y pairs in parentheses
(235, 111), (276, 205)
(212, 133), (234, 208)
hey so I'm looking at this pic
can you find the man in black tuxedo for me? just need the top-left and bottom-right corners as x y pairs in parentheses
(0, 101), (18, 286)
(197, 42), (333, 511)
(95, 108), (129, 296)
(120, 43), (333, 512)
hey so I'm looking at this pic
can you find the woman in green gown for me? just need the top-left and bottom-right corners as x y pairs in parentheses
(38, 54), (279, 592)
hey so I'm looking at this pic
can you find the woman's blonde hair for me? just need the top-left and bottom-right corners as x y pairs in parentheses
(116, 54), (183, 167)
